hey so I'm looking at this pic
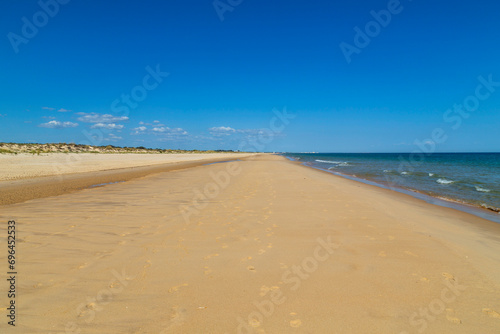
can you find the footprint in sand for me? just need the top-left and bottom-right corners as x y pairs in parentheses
(171, 306), (187, 320)
(221, 243), (228, 249)
(32, 282), (43, 289)
(483, 308), (500, 319)
(445, 308), (462, 324)
(160, 306), (187, 330)
(204, 266), (212, 275)
(404, 251), (418, 258)
(247, 266), (256, 271)
(259, 286), (270, 296)
(290, 319), (302, 328)
(78, 302), (99, 318)
(249, 318), (261, 328)
(258, 249), (266, 255)
(442, 272), (455, 281)
(267, 243), (273, 249)
(109, 281), (121, 289)
(168, 283), (188, 293)
(203, 253), (219, 260)
(77, 263), (88, 269)
(259, 285), (280, 296)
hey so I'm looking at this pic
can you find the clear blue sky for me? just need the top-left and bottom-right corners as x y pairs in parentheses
(1, 0), (499, 152)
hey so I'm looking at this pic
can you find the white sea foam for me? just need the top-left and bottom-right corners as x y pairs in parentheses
(316, 159), (342, 164)
(437, 178), (454, 185)
(475, 186), (491, 193)
(401, 171), (409, 175)
(315, 160), (350, 166)
(428, 173), (435, 177)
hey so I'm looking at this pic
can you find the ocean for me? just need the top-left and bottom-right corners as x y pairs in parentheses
(283, 153), (500, 223)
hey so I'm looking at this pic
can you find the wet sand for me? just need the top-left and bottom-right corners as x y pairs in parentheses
(0, 153), (255, 205)
(0, 154), (500, 333)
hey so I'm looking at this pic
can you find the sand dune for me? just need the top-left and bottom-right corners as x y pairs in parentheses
(0, 155), (499, 333)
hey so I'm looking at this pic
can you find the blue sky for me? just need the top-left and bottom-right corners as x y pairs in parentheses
(0, 0), (499, 152)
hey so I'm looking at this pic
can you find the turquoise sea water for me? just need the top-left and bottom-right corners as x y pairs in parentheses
(283, 153), (500, 223)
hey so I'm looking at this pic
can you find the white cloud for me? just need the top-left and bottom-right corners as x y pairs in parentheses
(91, 123), (124, 130)
(106, 133), (123, 141)
(39, 120), (78, 128)
(209, 126), (237, 136)
(132, 126), (147, 134)
(132, 125), (188, 139)
(207, 126), (281, 143)
(42, 107), (55, 111)
(208, 126), (265, 136)
(57, 108), (72, 112)
(138, 120), (165, 126)
(153, 127), (188, 135)
(77, 112), (129, 123)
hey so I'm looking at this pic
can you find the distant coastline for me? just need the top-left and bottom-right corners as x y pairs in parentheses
(0, 142), (240, 155)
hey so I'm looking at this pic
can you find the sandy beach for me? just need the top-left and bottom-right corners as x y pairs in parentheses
(1, 154), (500, 333)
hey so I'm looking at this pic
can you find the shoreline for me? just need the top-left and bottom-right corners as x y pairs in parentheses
(283, 155), (500, 224)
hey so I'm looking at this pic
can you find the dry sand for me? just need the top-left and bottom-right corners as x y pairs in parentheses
(0, 153), (254, 181)
(0, 154), (500, 333)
